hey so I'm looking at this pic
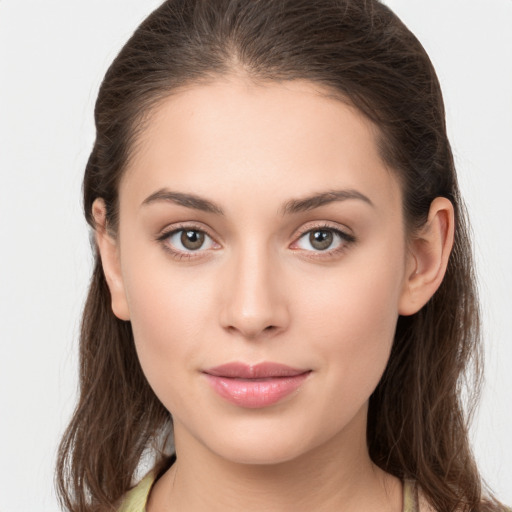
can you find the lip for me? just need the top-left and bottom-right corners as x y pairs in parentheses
(203, 362), (311, 408)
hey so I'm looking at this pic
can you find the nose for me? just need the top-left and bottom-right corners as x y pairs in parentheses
(219, 243), (290, 340)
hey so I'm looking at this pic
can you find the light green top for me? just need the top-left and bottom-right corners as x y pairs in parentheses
(118, 472), (156, 512)
(118, 474), (420, 512)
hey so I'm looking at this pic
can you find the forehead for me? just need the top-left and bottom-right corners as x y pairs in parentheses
(120, 77), (401, 216)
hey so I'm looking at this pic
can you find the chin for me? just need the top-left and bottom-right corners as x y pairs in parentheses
(188, 414), (336, 467)
(212, 439), (310, 466)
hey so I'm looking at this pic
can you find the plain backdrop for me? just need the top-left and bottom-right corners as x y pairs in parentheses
(0, 1), (511, 510)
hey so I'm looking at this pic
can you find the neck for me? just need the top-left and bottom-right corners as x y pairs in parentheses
(147, 407), (402, 512)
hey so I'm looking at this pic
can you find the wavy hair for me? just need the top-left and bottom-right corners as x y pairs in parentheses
(56, 1), (505, 510)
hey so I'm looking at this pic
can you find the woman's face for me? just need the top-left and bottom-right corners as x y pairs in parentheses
(105, 78), (417, 464)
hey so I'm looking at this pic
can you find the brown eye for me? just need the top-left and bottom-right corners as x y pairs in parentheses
(293, 226), (354, 254)
(164, 228), (217, 253)
(180, 230), (205, 250)
(309, 230), (333, 251)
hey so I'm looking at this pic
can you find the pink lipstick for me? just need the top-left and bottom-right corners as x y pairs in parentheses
(203, 362), (311, 408)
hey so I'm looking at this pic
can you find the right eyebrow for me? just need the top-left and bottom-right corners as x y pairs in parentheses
(140, 188), (225, 215)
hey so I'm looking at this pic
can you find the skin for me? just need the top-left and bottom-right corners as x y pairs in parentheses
(93, 76), (454, 511)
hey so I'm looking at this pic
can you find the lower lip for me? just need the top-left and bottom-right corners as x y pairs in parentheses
(204, 372), (311, 408)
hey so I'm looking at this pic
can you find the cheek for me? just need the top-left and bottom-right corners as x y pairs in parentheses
(121, 257), (215, 406)
(128, 274), (202, 346)
(291, 245), (405, 407)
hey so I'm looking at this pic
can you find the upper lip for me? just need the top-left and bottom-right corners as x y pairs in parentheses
(203, 362), (310, 379)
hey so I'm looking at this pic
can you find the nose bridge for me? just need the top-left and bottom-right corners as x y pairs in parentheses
(220, 238), (289, 339)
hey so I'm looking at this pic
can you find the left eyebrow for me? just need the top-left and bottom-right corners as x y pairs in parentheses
(279, 189), (374, 215)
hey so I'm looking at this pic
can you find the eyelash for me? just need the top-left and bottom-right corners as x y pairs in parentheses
(155, 222), (356, 261)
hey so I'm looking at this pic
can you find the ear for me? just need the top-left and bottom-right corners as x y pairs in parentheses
(92, 198), (130, 321)
(398, 197), (455, 316)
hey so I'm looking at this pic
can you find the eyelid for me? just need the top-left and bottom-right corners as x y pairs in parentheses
(293, 221), (354, 240)
(156, 221), (217, 241)
(155, 222), (221, 259)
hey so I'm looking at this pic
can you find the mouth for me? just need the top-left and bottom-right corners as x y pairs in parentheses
(202, 362), (312, 408)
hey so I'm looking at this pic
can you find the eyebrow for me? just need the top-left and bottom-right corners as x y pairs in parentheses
(280, 189), (374, 215)
(140, 187), (373, 215)
(141, 189), (224, 214)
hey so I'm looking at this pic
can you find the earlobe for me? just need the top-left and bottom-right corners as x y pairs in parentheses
(92, 199), (131, 321)
(398, 197), (455, 316)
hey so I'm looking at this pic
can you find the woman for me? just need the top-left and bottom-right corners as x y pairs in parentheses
(56, 0), (509, 511)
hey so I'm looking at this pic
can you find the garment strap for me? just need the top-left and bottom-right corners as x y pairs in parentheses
(403, 478), (419, 512)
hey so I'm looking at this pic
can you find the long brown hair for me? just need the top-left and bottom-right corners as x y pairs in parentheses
(56, 1), (505, 511)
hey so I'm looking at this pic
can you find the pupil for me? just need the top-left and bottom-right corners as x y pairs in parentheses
(310, 230), (333, 250)
(181, 230), (204, 250)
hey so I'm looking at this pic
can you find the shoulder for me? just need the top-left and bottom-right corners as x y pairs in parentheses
(117, 472), (156, 512)
(417, 486), (437, 512)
